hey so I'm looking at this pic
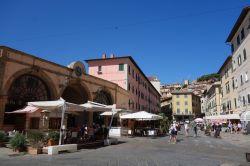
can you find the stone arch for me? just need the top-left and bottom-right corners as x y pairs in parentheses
(4, 68), (57, 99)
(4, 71), (54, 129)
(61, 82), (90, 104)
(93, 88), (114, 105)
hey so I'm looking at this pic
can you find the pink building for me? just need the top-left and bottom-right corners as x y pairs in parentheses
(85, 54), (161, 113)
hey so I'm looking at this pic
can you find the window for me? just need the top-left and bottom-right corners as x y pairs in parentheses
(176, 101), (180, 105)
(243, 49), (247, 61)
(241, 74), (244, 85)
(232, 77), (235, 89)
(238, 55), (242, 66)
(248, 94), (250, 104)
(231, 44), (234, 53)
(234, 98), (237, 108)
(119, 64), (124, 71)
(132, 70), (134, 78)
(132, 86), (134, 94)
(128, 65), (131, 74)
(98, 66), (102, 72)
(184, 95), (188, 98)
(237, 35), (240, 45)
(30, 118), (40, 129)
(177, 108), (180, 114)
(185, 109), (188, 114)
(243, 96), (246, 106)
(245, 72), (249, 82)
(225, 68), (229, 78)
(185, 101), (188, 105)
(176, 95), (179, 98)
(226, 82), (230, 93)
(232, 60), (236, 71)
(241, 28), (245, 39)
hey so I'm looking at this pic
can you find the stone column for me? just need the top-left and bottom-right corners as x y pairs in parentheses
(0, 96), (8, 129)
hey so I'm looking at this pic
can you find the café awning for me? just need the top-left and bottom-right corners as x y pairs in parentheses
(120, 111), (162, 121)
(205, 114), (240, 120)
(5, 106), (41, 114)
(240, 111), (250, 122)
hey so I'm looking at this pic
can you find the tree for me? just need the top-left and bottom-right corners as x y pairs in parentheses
(197, 73), (220, 82)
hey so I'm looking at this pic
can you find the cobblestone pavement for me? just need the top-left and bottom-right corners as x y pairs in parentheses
(0, 129), (250, 166)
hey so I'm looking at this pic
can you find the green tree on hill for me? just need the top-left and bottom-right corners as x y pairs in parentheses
(197, 73), (220, 82)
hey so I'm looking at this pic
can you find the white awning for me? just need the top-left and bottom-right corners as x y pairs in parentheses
(240, 111), (250, 122)
(5, 106), (41, 114)
(205, 114), (240, 120)
(80, 101), (114, 112)
(120, 111), (162, 121)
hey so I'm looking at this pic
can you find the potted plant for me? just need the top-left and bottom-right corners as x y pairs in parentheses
(205, 124), (212, 136)
(9, 133), (27, 152)
(0, 131), (6, 147)
(158, 113), (169, 136)
(47, 131), (59, 146)
(27, 131), (44, 155)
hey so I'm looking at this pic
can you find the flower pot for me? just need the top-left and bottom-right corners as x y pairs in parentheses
(0, 141), (5, 147)
(28, 146), (42, 155)
(47, 139), (57, 146)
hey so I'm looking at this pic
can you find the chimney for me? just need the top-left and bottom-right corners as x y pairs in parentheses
(102, 53), (106, 59)
(110, 53), (115, 58)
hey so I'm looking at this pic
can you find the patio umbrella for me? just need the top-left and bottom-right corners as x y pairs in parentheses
(194, 118), (204, 123)
(120, 111), (163, 121)
(5, 106), (41, 114)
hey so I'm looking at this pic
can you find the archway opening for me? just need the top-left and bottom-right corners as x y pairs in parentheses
(61, 84), (90, 128)
(93, 90), (113, 125)
(5, 74), (51, 130)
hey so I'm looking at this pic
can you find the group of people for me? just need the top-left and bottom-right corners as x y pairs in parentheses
(227, 122), (242, 134)
(168, 121), (201, 144)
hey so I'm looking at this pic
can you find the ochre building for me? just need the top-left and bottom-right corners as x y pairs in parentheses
(0, 46), (129, 131)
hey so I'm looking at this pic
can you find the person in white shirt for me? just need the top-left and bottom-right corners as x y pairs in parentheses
(184, 122), (189, 136)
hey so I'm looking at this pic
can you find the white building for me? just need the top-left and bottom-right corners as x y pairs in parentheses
(226, 6), (250, 115)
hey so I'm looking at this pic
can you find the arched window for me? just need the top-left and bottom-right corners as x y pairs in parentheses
(6, 74), (51, 112)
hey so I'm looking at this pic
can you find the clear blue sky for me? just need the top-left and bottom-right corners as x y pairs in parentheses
(1, 0), (249, 84)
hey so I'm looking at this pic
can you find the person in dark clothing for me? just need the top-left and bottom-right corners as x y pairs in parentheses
(193, 123), (198, 137)
(214, 123), (222, 138)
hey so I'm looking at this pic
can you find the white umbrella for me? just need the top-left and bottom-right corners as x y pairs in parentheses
(80, 101), (114, 112)
(241, 111), (250, 122)
(5, 106), (41, 114)
(120, 111), (162, 121)
(28, 98), (85, 145)
(194, 118), (204, 123)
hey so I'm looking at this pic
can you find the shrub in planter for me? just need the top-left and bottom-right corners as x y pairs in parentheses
(27, 131), (44, 154)
(0, 131), (6, 147)
(10, 133), (27, 152)
(46, 131), (59, 146)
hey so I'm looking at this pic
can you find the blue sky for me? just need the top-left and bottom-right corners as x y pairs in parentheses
(1, 0), (249, 84)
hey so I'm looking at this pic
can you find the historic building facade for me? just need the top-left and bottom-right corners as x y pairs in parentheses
(85, 54), (161, 113)
(171, 90), (201, 121)
(0, 46), (129, 131)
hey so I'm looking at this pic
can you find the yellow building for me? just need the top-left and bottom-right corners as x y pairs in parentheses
(172, 90), (201, 121)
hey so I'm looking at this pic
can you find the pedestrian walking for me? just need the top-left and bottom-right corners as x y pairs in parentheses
(184, 122), (189, 136)
(228, 121), (233, 134)
(237, 122), (242, 134)
(169, 123), (177, 144)
(193, 122), (198, 137)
